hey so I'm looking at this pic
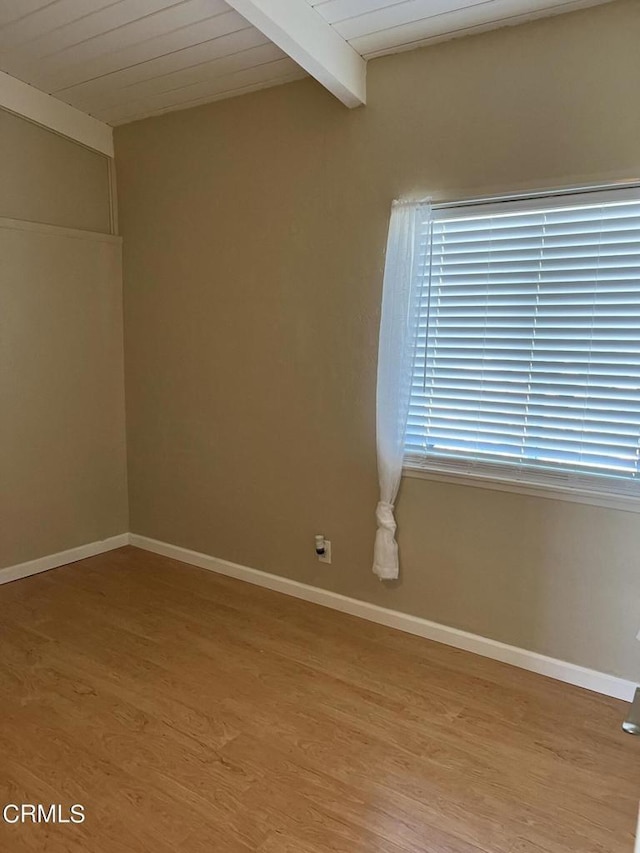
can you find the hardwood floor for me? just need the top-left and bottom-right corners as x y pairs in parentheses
(0, 546), (638, 852)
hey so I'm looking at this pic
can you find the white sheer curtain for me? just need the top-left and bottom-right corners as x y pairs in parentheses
(373, 199), (432, 580)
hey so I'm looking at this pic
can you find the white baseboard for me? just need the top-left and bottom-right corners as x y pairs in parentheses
(5, 532), (633, 702)
(129, 534), (637, 702)
(0, 533), (130, 586)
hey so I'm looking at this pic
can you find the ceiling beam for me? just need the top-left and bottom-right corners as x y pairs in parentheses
(224, 0), (366, 108)
(0, 70), (113, 157)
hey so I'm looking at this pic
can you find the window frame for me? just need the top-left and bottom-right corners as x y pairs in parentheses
(402, 183), (640, 512)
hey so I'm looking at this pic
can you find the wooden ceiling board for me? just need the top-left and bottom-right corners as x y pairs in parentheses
(0, 0), (615, 124)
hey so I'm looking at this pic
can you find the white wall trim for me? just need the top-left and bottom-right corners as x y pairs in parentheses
(0, 216), (122, 243)
(225, 0), (366, 107)
(0, 534), (130, 586)
(4, 532), (633, 702)
(129, 534), (637, 702)
(0, 70), (113, 157)
(403, 466), (640, 515)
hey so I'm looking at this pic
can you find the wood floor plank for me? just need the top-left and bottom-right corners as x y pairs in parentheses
(0, 545), (638, 852)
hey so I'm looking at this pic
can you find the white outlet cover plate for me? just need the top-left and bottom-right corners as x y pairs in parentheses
(318, 540), (332, 564)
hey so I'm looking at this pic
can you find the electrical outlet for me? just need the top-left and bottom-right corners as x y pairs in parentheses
(318, 540), (332, 564)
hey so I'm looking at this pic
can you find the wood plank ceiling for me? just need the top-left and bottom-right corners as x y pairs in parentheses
(308, 0), (614, 58)
(0, 0), (613, 126)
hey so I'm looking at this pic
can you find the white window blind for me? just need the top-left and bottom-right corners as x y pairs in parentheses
(404, 187), (640, 498)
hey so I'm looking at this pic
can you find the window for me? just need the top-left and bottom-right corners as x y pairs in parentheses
(404, 187), (640, 500)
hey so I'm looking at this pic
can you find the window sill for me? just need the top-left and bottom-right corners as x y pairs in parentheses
(402, 465), (640, 514)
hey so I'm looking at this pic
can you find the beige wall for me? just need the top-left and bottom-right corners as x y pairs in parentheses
(0, 113), (128, 569)
(115, 0), (640, 680)
(0, 109), (112, 233)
